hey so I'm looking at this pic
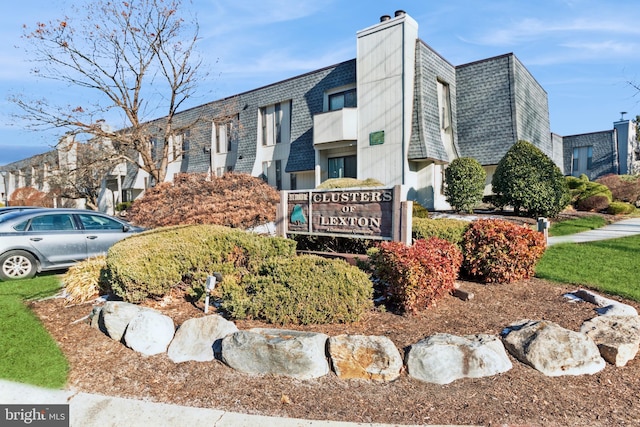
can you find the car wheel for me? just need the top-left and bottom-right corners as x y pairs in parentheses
(0, 250), (38, 281)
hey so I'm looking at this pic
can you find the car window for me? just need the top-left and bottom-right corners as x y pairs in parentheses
(27, 214), (76, 231)
(78, 213), (124, 230)
(13, 220), (29, 231)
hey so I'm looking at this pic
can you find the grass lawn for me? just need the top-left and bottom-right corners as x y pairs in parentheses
(536, 234), (640, 301)
(0, 275), (68, 388)
(548, 215), (607, 236)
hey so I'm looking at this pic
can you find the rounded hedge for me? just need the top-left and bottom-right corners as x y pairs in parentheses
(105, 225), (297, 303)
(219, 255), (373, 325)
(607, 201), (636, 215)
(492, 140), (570, 218)
(444, 157), (486, 213)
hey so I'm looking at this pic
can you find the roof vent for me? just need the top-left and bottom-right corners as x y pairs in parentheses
(395, 10), (406, 17)
(380, 14), (391, 22)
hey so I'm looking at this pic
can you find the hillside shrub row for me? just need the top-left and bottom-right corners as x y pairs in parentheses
(101, 220), (546, 323)
(565, 173), (640, 214)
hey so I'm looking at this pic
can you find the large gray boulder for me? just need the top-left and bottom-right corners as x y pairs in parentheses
(99, 301), (157, 342)
(167, 315), (239, 363)
(328, 335), (402, 382)
(580, 315), (640, 366)
(501, 319), (605, 376)
(405, 333), (512, 385)
(570, 289), (638, 316)
(124, 310), (175, 356)
(221, 328), (329, 379)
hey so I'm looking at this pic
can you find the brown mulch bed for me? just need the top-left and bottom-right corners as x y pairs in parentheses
(31, 277), (640, 427)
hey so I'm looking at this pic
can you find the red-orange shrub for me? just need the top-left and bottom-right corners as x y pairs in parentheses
(368, 237), (462, 314)
(128, 173), (280, 229)
(461, 219), (546, 284)
(10, 187), (53, 207)
(596, 174), (640, 203)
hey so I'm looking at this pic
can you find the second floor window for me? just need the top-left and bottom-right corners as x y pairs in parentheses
(259, 101), (291, 146)
(329, 88), (357, 111)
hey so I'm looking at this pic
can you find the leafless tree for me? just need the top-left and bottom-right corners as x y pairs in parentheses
(46, 137), (122, 210)
(12, 0), (205, 184)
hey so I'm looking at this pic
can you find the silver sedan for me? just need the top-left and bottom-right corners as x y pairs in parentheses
(0, 208), (145, 280)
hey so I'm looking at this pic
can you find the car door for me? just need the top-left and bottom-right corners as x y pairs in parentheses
(77, 213), (133, 257)
(24, 213), (88, 266)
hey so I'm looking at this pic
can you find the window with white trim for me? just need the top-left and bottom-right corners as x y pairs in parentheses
(259, 101), (291, 146)
(572, 146), (593, 176)
(328, 88), (357, 111)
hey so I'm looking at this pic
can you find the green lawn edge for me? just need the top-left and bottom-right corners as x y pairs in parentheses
(0, 276), (68, 388)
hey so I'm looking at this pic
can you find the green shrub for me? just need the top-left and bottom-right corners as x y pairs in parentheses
(292, 234), (374, 254)
(412, 217), (469, 246)
(578, 181), (612, 203)
(316, 177), (384, 189)
(444, 157), (486, 213)
(368, 238), (462, 314)
(105, 225), (297, 303)
(607, 201), (636, 215)
(115, 201), (132, 211)
(219, 255), (373, 325)
(576, 195), (610, 212)
(412, 202), (430, 219)
(565, 175), (588, 202)
(462, 219), (546, 284)
(492, 140), (570, 218)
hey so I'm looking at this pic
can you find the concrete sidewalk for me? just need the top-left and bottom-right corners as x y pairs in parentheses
(546, 217), (640, 246)
(0, 380), (464, 427)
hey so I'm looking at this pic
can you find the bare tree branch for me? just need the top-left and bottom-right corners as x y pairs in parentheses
(12, 0), (207, 184)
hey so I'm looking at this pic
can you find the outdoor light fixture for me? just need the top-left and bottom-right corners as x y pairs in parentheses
(203, 272), (223, 314)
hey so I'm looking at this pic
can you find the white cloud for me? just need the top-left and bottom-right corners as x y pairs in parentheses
(472, 17), (640, 47)
(199, 0), (335, 38)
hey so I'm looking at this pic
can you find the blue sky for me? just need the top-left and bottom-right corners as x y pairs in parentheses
(1, 0), (639, 165)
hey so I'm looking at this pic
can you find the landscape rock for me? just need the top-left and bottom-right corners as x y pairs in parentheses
(88, 306), (105, 333)
(328, 335), (402, 381)
(405, 333), (512, 384)
(570, 289), (638, 316)
(221, 328), (329, 379)
(167, 315), (239, 363)
(580, 315), (640, 366)
(124, 310), (175, 356)
(501, 319), (605, 376)
(100, 301), (161, 342)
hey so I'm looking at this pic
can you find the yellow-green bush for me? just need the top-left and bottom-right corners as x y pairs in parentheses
(607, 201), (636, 215)
(62, 256), (108, 304)
(316, 177), (384, 189)
(412, 202), (430, 219)
(219, 255), (373, 325)
(105, 225), (297, 303)
(412, 217), (470, 246)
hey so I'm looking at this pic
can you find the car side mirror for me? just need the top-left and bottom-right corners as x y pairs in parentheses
(123, 225), (131, 232)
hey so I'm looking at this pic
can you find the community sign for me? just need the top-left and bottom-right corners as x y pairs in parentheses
(279, 186), (407, 241)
